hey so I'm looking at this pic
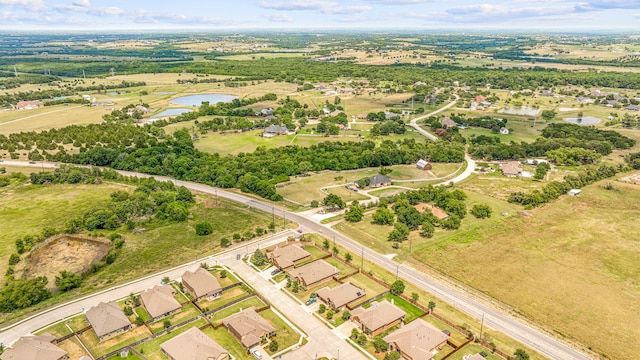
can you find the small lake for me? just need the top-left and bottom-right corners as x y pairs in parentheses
(564, 116), (601, 125)
(152, 108), (193, 118)
(170, 93), (237, 107)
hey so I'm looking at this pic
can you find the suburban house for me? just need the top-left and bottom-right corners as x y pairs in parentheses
(441, 118), (458, 128)
(500, 161), (522, 177)
(316, 282), (365, 310)
(383, 318), (449, 360)
(86, 302), (133, 342)
(422, 204), (449, 220)
(268, 244), (312, 271)
(222, 308), (276, 349)
(416, 159), (432, 171)
(352, 300), (406, 336)
(181, 268), (222, 301)
(369, 174), (391, 188)
(263, 125), (289, 137)
(139, 285), (182, 321)
(499, 127), (509, 135)
(288, 260), (338, 287)
(160, 327), (229, 360)
(15, 100), (39, 110)
(0, 333), (67, 360)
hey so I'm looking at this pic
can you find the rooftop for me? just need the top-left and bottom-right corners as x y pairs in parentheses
(352, 300), (406, 332)
(288, 260), (337, 285)
(0, 334), (66, 360)
(316, 282), (365, 309)
(140, 285), (182, 319)
(182, 268), (221, 299)
(85, 302), (131, 339)
(160, 327), (229, 360)
(384, 318), (448, 359)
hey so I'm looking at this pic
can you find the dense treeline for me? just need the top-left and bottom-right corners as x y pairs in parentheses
(508, 163), (622, 208)
(469, 123), (635, 160)
(0, 123), (463, 200)
(8, 57), (640, 90)
(0, 89), (75, 107)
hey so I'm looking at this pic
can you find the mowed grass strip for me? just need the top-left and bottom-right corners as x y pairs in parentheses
(210, 296), (267, 325)
(259, 309), (300, 354)
(202, 326), (253, 360)
(80, 325), (151, 357)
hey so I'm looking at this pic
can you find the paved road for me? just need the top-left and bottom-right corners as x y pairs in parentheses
(408, 94), (459, 141)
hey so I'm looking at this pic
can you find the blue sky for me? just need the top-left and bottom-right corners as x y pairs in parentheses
(0, 0), (639, 31)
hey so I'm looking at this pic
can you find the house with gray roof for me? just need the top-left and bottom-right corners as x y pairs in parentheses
(140, 285), (182, 321)
(86, 302), (132, 342)
(288, 260), (337, 287)
(182, 268), (222, 301)
(352, 300), (406, 336)
(0, 333), (67, 360)
(222, 308), (276, 349)
(316, 282), (365, 310)
(264, 125), (288, 137)
(369, 174), (391, 188)
(160, 327), (229, 360)
(383, 318), (448, 360)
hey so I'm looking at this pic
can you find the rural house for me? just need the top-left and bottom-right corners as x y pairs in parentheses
(263, 125), (288, 137)
(500, 161), (522, 177)
(369, 174), (391, 188)
(15, 100), (39, 110)
(140, 285), (182, 321)
(416, 159), (432, 170)
(86, 302), (133, 342)
(222, 308), (276, 349)
(351, 300), (406, 336)
(160, 327), (229, 360)
(181, 268), (222, 301)
(316, 282), (365, 310)
(288, 260), (338, 287)
(268, 244), (311, 270)
(0, 333), (67, 360)
(441, 118), (458, 128)
(383, 318), (448, 360)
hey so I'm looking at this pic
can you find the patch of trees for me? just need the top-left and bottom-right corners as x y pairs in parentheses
(508, 163), (621, 208)
(470, 204), (492, 219)
(0, 277), (51, 312)
(0, 89), (75, 107)
(625, 152), (640, 169)
(534, 162), (551, 180)
(545, 147), (601, 165)
(445, 114), (507, 133)
(371, 119), (406, 136)
(541, 123), (635, 149)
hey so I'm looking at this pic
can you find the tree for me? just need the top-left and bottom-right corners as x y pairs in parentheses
(332, 246), (339, 255)
(8, 253), (20, 265)
(372, 207), (394, 225)
(269, 340), (279, 352)
(0, 277), (51, 312)
(470, 204), (492, 219)
(356, 334), (367, 346)
(342, 310), (351, 320)
(384, 351), (401, 360)
(322, 193), (345, 209)
(55, 271), (82, 292)
(541, 109), (557, 121)
(419, 221), (435, 238)
(388, 222), (410, 242)
(322, 239), (330, 249)
(390, 280), (405, 295)
(135, 316), (144, 326)
(319, 303), (326, 314)
(344, 203), (364, 222)
(411, 292), (419, 303)
(345, 253), (352, 263)
(379, 166), (392, 175)
(195, 221), (213, 235)
(298, 161), (312, 174)
(428, 301), (436, 313)
(220, 237), (231, 247)
(326, 310), (334, 320)
(292, 280), (299, 293)
(310, 200), (319, 208)
(373, 336), (389, 352)
(123, 306), (133, 316)
(220, 270), (227, 278)
(514, 349), (530, 360)
(163, 319), (171, 328)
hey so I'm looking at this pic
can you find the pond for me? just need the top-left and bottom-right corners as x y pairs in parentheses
(170, 93), (237, 107)
(564, 116), (601, 125)
(151, 108), (193, 118)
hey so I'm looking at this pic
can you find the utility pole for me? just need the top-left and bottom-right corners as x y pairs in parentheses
(479, 313), (485, 341)
(395, 264), (399, 281)
(361, 246), (364, 271)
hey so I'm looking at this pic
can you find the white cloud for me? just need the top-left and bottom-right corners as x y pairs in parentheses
(72, 0), (90, 7)
(264, 13), (294, 22)
(259, 0), (370, 14)
(129, 10), (229, 25)
(0, 0), (45, 11)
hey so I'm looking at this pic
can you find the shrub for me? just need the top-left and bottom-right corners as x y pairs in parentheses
(195, 222), (214, 236)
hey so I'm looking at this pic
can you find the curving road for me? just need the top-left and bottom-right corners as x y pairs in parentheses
(0, 160), (589, 359)
(408, 94), (459, 141)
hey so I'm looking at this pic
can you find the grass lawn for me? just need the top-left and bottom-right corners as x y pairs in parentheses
(202, 326), (253, 360)
(447, 344), (503, 360)
(433, 344), (456, 360)
(326, 186), (370, 202)
(57, 337), (90, 359)
(367, 187), (407, 198)
(36, 320), (73, 338)
(211, 267), (241, 285)
(135, 307), (152, 323)
(345, 273), (389, 303)
(148, 304), (201, 333)
(303, 244), (330, 260)
(194, 130), (295, 155)
(323, 256), (358, 277)
(209, 296), (267, 325)
(197, 286), (248, 312)
(457, 172), (544, 201)
(259, 309), (300, 354)
(412, 178), (640, 360)
(133, 319), (208, 360)
(376, 294), (425, 323)
(80, 325), (151, 358)
(0, 104), (107, 136)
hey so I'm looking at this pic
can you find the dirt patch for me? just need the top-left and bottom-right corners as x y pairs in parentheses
(22, 234), (111, 287)
(619, 172), (640, 185)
